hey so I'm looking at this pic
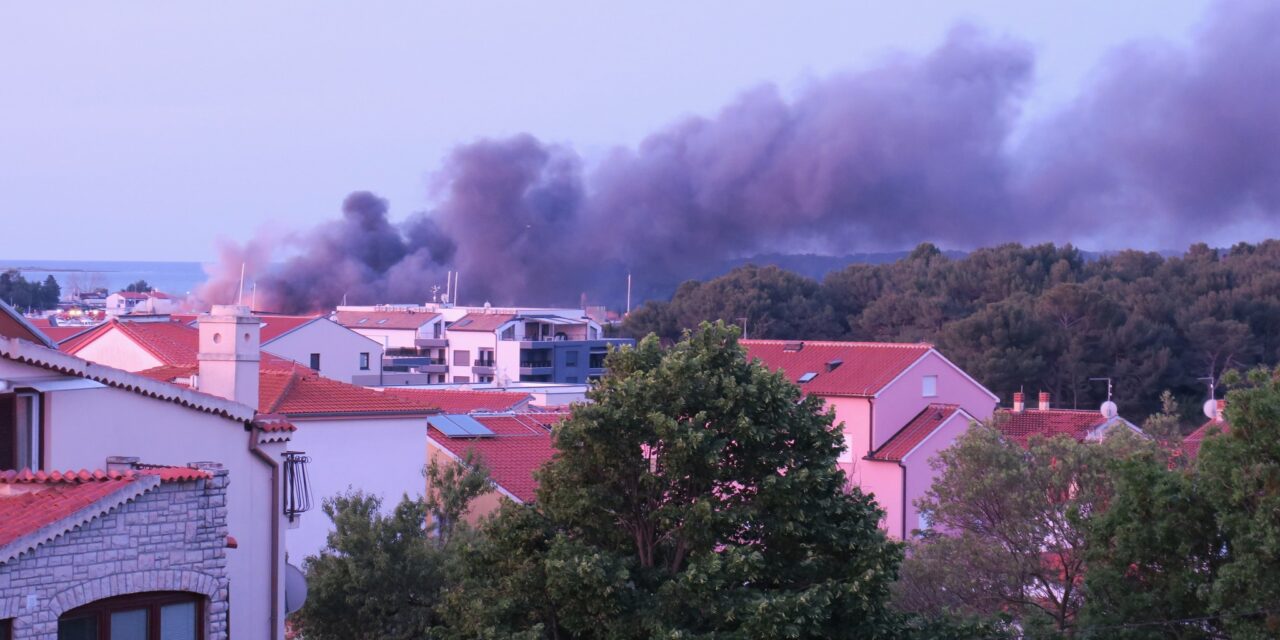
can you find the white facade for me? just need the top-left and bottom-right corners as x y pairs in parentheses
(262, 318), (383, 383)
(283, 416), (429, 560)
(0, 353), (287, 639)
(71, 328), (164, 372)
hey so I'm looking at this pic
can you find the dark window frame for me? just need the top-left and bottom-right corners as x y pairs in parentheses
(0, 617), (11, 640)
(58, 591), (204, 640)
(359, 352), (370, 371)
(1, 391), (43, 471)
(309, 353), (321, 370)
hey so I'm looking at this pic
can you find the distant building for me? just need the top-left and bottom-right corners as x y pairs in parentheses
(1182, 398), (1228, 460)
(335, 304), (633, 387)
(743, 339), (999, 539)
(105, 290), (178, 316)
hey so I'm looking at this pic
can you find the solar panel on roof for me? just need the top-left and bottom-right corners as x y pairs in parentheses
(447, 414), (495, 437)
(428, 415), (472, 437)
(798, 372), (818, 383)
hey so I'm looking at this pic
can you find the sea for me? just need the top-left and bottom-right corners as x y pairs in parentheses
(0, 260), (208, 297)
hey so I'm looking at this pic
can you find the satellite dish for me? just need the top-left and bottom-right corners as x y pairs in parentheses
(1203, 399), (1218, 420)
(285, 563), (308, 614)
(1100, 401), (1118, 419)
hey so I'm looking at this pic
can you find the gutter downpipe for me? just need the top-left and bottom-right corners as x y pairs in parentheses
(900, 462), (908, 539)
(248, 423), (282, 640)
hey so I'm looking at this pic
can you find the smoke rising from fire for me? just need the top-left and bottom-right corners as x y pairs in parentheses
(199, 1), (1280, 312)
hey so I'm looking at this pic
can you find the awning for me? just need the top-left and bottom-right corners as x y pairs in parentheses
(11, 377), (107, 392)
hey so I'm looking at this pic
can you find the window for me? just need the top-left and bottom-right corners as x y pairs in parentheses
(0, 391), (42, 471)
(922, 375), (938, 398)
(565, 350), (579, 367)
(359, 352), (370, 370)
(453, 350), (470, 367)
(1, 618), (10, 640)
(309, 353), (321, 370)
(58, 592), (202, 640)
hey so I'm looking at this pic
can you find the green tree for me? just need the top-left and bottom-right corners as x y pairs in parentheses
(125, 279), (153, 293)
(40, 274), (61, 308)
(295, 457), (491, 639)
(446, 322), (904, 638)
(894, 425), (1135, 636)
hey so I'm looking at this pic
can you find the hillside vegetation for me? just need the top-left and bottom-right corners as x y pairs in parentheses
(624, 241), (1280, 425)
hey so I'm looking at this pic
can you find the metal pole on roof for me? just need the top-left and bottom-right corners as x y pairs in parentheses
(237, 262), (246, 306)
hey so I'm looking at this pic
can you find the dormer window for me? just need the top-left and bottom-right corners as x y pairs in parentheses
(798, 372), (818, 383)
(826, 358), (843, 372)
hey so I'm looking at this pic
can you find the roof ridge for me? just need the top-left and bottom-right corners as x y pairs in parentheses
(740, 339), (932, 348)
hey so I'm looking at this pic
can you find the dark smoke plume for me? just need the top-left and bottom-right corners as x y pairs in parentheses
(199, 0), (1280, 312)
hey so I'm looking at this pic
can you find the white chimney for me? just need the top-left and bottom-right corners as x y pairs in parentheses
(197, 305), (260, 409)
(1012, 392), (1025, 413)
(1038, 391), (1051, 411)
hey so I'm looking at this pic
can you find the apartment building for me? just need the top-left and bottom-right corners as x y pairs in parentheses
(335, 304), (632, 386)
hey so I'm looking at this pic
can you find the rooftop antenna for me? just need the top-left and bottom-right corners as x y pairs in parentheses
(445, 270), (452, 304)
(1199, 376), (1218, 420)
(1090, 377), (1117, 418)
(431, 285), (441, 303)
(454, 271), (460, 306)
(737, 317), (748, 340)
(236, 262), (246, 306)
(626, 272), (632, 317)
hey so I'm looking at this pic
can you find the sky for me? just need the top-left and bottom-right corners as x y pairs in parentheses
(0, 1), (1213, 262)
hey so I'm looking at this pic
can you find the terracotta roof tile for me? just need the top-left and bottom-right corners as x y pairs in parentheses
(62, 319), (199, 365)
(869, 404), (965, 461)
(382, 388), (531, 413)
(994, 408), (1113, 446)
(428, 412), (567, 503)
(447, 313), (516, 332)
(742, 339), (932, 397)
(334, 310), (440, 330)
(257, 315), (320, 342)
(1182, 419), (1229, 459)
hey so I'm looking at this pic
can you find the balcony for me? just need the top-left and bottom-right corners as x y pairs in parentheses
(473, 359), (496, 375)
(415, 336), (448, 348)
(383, 350), (448, 373)
(519, 360), (553, 375)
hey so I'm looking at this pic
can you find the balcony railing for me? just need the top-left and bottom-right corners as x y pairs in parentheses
(473, 359), (496, 367)
(520, 360), (552, 369)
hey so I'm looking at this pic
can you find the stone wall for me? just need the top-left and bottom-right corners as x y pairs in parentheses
(0, 469), (230, 640)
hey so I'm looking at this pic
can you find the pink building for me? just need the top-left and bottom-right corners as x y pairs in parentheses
(742, 339), (998, 538)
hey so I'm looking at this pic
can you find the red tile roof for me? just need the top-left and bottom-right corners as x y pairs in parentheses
(447, 313), (516, 333)
(0, 467), (209, 557)
(1182, 419), (1229, 459)
(334, 310), (440, 330)
(258, 315), (320, 342)
(382, 388), (531, 413)
(742, 340), (932, 397)
(869, 404), (965, 462)
(41, 325), (98, 344)
(993, 408), (1117, 446)
(261, 371), (439, 417)
(428, 412), (567, 502)
(61, 319), (199, 365)
(0, 301), (56, 348)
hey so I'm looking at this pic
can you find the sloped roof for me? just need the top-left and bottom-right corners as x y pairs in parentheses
(0, 300), (56, 348)
(61, 319), (199, 365)
(41, 324), (98, 344)
(334, 310), (440, 330)
(1182, 419), (1229, 459)
(742, 339), (933, 397)
(428, 412), (567, 503)
(447, 313), (516, 333)
(868, 404), (969, 462)
(0, 337), (255, 422)
(0, 467), (210, 562)
(382, 388), (531, 413)
(993, 408), (1129, 446)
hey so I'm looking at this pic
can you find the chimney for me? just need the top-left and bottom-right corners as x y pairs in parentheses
(105, 456), (140, 474)
(1012, 392), (1025, 413)
(197, 305), (260, 409)
(1038, 392), (1051, 411)
(1215, 399), (1227, 423)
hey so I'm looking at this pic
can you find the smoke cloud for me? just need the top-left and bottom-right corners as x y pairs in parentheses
(200, 0), (1280, 312)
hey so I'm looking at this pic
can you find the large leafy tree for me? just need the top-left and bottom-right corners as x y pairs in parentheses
(446, 322), (903, 639)
(894, 425), (1134, 637)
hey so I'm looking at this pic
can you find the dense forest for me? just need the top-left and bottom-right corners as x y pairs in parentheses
(623, 241), (1280, 426)
(0, 270), (60, 312)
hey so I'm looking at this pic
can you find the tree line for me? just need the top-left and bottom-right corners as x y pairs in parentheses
(623, 241), (1280, 427)
(0, 270), (61, 312)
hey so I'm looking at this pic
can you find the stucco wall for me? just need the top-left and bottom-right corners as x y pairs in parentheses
(446, 331), (497, 382)
(871, 352), (996, 451)
(349, 327), (416, 351)
(69, 329), (162, 373)
(857, 459), (904, 537)
(821, 397), (871, 476)
(284, 416), (429, 561)
(0, 474), (230, 640)
(900, 412), (976, 538)
(424, 443), (507, 525)
(264, 319), (383, 383)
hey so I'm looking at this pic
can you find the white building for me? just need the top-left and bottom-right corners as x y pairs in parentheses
(105, 291), (179, 316)
(0, 302), (294, 638)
